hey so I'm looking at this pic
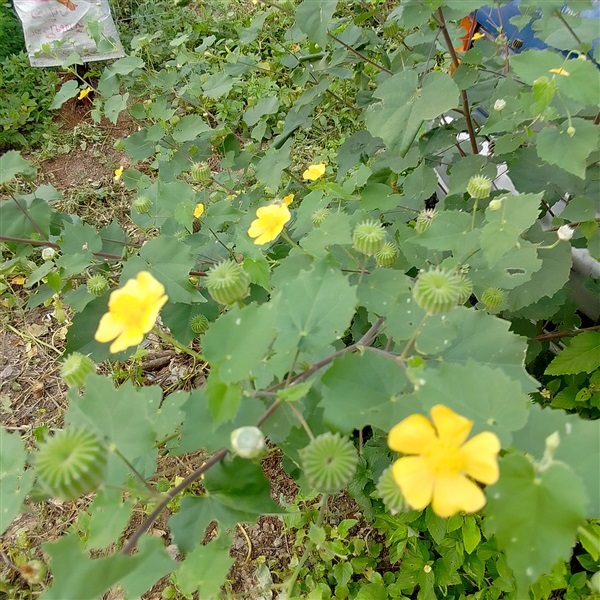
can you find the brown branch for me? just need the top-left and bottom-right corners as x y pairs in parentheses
(434, 8), (479, 155)
(533, 325), (600, 342)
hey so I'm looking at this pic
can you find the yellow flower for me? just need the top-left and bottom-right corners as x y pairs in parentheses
(247, 203), (291, 245)
(193, 203), (205, 218)
(388, 405), (500, 518)
(302, 163), (326, 181)
(94, 271), (168, 353)
(282, 193), (294, 206)
(114, 166), (124, 181)
(549, 67), (569, 77)
(471, 32), (485, 41)
(78, 87), (92, 100)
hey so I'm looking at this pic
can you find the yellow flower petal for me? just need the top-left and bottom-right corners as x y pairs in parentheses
(114, 166), (124, 181)
(549, 67), (569, 77)
(78, 87), (92, 100)
(460, 431), (501, 484)
(388, 414), (437, 454)
(471, 32), (484, 41)
(392, 456), (435, 511)
(302, 163), (326, 181)
(94, 271), (167, 353)
(430, 404), (472, 447)
(431, 474), (486, 518)
(193, 202), (205, 218)
(247, 203), (291, 245)
(282, 193), (294, 206)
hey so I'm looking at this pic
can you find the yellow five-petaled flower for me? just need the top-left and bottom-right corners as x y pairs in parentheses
(302, 163), (326, 181)
(114, 166), (124, 181)
(388, 404), (500, 518)
(95, 271), (168, 353)
(193, 202), (205, 218)
(78, 87), (92, 100)
(247, 202), (291, 245)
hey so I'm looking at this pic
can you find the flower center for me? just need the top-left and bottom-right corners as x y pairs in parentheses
(422, 440), (465, 477)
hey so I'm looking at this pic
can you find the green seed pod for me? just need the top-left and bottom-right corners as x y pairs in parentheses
(189, 313), (209, 335)
(375, 242), (398, 268)
(412, 267), (462, 315)
(376, 466), (406, 515)
(352, 220), (386, 256)
(481, 287), (506, 312)
(230, 426), (266, 459)
(60, 353), (96, 388)
(383, 21), (400, 37)
(191, 162), (211, 183)
(311, 207), (331, 227)
(132, 195), (152, 214)
(35, 429), (107, 500)
(301, 432), (358, 494)
(466, 175), (492, 200)
(86, 274), (108, 296)
(205, 259), (250, 305)
(415, 209), (437, 233)
(456, 274), (473, 304)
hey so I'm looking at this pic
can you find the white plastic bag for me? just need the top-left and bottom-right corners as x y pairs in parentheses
(13, 0), (125, 67)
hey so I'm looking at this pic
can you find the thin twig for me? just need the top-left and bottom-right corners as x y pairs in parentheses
(533, 325), (600, 342)
(434, 8), (479, 155)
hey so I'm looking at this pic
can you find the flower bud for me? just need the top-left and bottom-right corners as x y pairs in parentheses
(557, 225), (574, 241)
(466, 175), (492, 199)
(35, 428), (107, 500)
(352, 220), (386, 256)
(205, 259), (250, 305)
(566, 126), (576, 137)
(86, 274), (109, 296)
(375, 242), (398, 268)
(41, 247), (56, 261)
(493, 99), (506, 112)
(488, 198), (503, 211)
(230, 426), (266, 459)
(60, 353), (96, 387)
(413, 267), (462, 315)
(132, 195), (152, 214)
(189, 313), (209, 335)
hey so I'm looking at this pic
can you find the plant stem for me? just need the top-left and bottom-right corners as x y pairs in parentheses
(152, 327), (205, 362)
(399, 314), (428, 362)
(111, 446), (158, 496)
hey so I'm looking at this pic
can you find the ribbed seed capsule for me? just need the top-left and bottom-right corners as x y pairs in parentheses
(456, 274), (473, 304)
(311, 208), (331, 227)
(191, 162), (211, 183)
(189, 314), (209, 335)
(86, 274), (108, 296)
(352, 220), (386, 256)
(35, 429), (107, 500)
(132, 195), (152, 214)
(301, 432), (358, 494)
(60, 353), (96, 387)
(375, 242), (398, 268)
(466, 175), (492, 199)
(376, 466), (407, 515)
(413, 267), (462, 315)
(481, 287), (506, 312)
(205, 259), (250, 305)
(415, 209), (437, 233)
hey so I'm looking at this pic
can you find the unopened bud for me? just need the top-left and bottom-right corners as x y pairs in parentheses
(230, 426), (266, 459)
(557, 225), (574, 241)
(41, 247), (56, 261)
(493, 99), (506, 112)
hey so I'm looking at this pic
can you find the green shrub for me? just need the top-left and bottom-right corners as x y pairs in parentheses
(0, 52), (59, 150)
(0, 3), (25, 59)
